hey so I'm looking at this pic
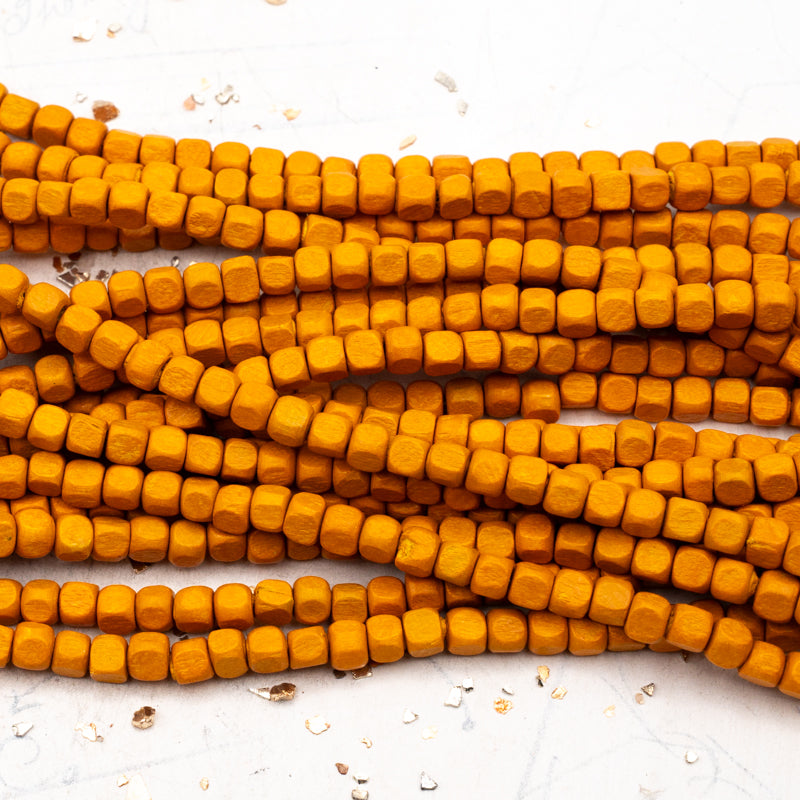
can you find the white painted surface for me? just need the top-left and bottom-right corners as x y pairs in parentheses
(0, 1), (798, 797)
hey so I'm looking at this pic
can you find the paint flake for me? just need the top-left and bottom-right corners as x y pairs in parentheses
(75, 721), (103, 742)
(494, 698), (513, 715)
(399, 135), (417, 151)
(434, 71), (458, 93)
(444, 686), (462, 708)
(72, 18), (96, 42)
(305, 715), (330, 735)
(420, 771), (438, 790)
(402, 708), (419, 724)
(131, 706), (155, 730)
(11, 721), (32, 737)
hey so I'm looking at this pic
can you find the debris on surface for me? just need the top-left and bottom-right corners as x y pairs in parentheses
(635, 693), (645, 705)
(57, 272), (81, 288)
(270, 682), (296, 701)
(434, 71), (458, 93)
(183, 96), (197, 111)
(402, 708), (419, 724)
(360, 737), (373, 749)
(456, 99), (469, 116)
(199, 778), (209, 791)
(685, 750), (699, 764)
(420, 772), (439, 791)
(399, 135), (417, 151)
(501, 685), (515, 696)
(444, 686), (462, 708)
(131, 706), (155, 730)
(117, 775), (129, 787)
(333, 669), (346, 679)
(335, 763), (349, 775)
(603, 705), (616, 718)
(75, 92), (87, 103)
(550, 686), (568, 700)
(52, 256), (63, 273)
(75, 721), (103, 742)
(129, 559), (149, 574)
(11, 721), (32, 737)
(536, 666), (550, 687)
(351, 790), (369, 800)
(72, 18), (96, 42)
(106, 23), (122, 38)
(305, 715), (330, 735)
(170, 256), (181, 268)
(353, 773), (369, 784)
(641, 683), (655, 697)
(494, 698), (513, 715)
(283, 108), (301, 121)
(215, 85), (238, 105)
(460, 677), (474, 693)
(421, 726), (438, 740)
(249, 686), (272, 701)
(125, 773), (151, 800)
(352, 666), (372, 680)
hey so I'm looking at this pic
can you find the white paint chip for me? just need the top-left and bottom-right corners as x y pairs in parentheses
(402, 708), (419, 724)
(72, 18), (96, 42)
(305, 715), (330, 735)
(444, 686), (462, 708)
(685, 750), (699, 764)
(11, 721), (32, 737)
(125, 774), (151, 800)
(399, 134), (417, 150)
(421, 726), (438, 740)
(434, 71), (458, 92)
(420, 771), (439, 790)
(75, 722), (103, 742)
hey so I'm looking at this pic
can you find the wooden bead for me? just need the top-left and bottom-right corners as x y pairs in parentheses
(359, 514), (401, 564)
(170, 637), (214, 684)
(12, 621), (55, 671)
(51, 630), (91, 679)
(402, 607), (444, 657)
(207, 628), (248, 679)
(287, 625), (329, 669)
(711, 557), (758, 605)
(126, 631), (170, 682)
(624, 591), (671, 644)
(705, 617), (754, 669)
(548, 568), (594, 618)
(327, 619), (369, 670)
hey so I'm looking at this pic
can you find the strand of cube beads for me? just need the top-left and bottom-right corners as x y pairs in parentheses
(1, 89), (800, 256)
(2, 87), (800, 697)
(5, 250), (800, 428)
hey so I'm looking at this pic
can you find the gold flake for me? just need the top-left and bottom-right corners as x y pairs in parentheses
(635, 693), (645, 705)
(335, 763), (349, 775)
(641, 683), (655, 697)
(131, 706), (155, 730)
(603, 705), (616, 718)
(493, 698), (513, 715)
(550, 686), (568, 700)
(199, 777), (210, 790)
(360, 737), (373, 749)
(283, 108), (302, 121)
(536, 665), (550, 687)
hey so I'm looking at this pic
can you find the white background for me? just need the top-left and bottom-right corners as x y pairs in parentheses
(0, 1), (799, 798)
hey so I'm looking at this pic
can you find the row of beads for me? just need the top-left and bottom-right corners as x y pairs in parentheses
(0, 540), (771, 633)
(3, 458), (800, 581)
(5, 153), (800, 241)
(5, 205), (800, 257)
(1, 87), (797, 180)
(3, 600), (800, 693)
